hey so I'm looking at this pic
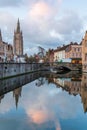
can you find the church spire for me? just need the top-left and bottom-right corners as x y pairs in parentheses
(16, 18), (20, 33)
(0, 29), (2, 42)
(14, 19), (23, 56)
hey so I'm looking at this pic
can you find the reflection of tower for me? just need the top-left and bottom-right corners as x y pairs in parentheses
(13, 19), (23, 56)
(13, 87), (22, 109)
(0, 95), (4, 103)
(81, 74), (87, 113)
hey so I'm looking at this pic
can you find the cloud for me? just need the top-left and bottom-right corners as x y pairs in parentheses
(50, 30), (64, 41)
(29, 1), (52, 19)
(0, 77), (82, 130)
(23, 9), (83, 54)
(55, 11), (83, 34)
(0, 0), (23, 7)
(53, 10), (83, 43)
(21, 81), (81, 123)
(0, 11), (16, 43)
(28, 109), (51, 124)
(0, 0), (84, 55)
(0, 0), (62, 8)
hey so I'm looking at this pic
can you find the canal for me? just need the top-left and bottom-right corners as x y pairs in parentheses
(0, 71), (87, 130)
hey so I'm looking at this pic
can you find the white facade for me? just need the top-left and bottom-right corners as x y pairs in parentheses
(54, 49), (66, 62)
(58, 50), (65, 61)
(54, 51), (58, 62)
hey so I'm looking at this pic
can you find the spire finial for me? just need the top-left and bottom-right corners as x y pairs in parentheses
(16, 18), (20, 33)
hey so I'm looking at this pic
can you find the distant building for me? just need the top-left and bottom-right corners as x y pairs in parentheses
(54, 45), (69, 62)
(0, 29), (13, 62)
(13, 19), (23, 56)
(65, 42), (82, 63)
(54, 47), (60, 62)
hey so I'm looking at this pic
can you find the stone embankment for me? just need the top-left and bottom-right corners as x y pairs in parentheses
(0, 63), (42, 79)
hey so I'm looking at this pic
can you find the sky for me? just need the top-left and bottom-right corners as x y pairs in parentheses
(0, 0), (87, 55)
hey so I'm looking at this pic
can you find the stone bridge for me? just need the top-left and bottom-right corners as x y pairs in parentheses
(43, 62), (82, 71)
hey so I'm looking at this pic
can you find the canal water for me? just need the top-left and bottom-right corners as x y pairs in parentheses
(0, 71), (87, 130)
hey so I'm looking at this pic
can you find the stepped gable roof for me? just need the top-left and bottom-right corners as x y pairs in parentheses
(71, 42), (82, 46)
(73, 42), (78, 45)
(54, 45), (70, 52)
(70, 42), (82, 46)
(54, 47), (61, 52)
(58, 44), (69, 51)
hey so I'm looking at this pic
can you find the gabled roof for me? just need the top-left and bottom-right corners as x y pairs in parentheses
(54, 47), (61, 52)
(58, 45), (69, 51)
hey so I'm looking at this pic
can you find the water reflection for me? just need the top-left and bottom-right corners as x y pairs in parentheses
(46, 71), (87, 113)
(0, 72), (41, 109)
(0, 71), (87, 130)
(0, 71), (85, 110)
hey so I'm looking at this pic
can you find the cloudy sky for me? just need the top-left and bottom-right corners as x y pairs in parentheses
(0, 0), (87, 55)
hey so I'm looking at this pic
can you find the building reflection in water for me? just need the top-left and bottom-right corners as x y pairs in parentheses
(0, 72), (41, 108)
(0, 71), (87, 113)
(81, 73), (87, 113)
(46, 71), (87, 113)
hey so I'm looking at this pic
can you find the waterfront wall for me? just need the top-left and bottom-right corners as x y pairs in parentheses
(0, 63), (42, 79)
(0, 72), (41, 96)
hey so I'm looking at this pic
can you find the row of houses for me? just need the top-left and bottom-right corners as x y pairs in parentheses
(48, 42), (82, 64)
(47, 31), (87, 72)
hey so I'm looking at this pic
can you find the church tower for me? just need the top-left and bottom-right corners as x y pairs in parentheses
(13, 19), (23, 56)
(0, 29), (2, 42)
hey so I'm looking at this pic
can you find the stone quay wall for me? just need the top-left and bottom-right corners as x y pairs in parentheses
(0, 63), (42, 79)
(0, 72), (40, 96)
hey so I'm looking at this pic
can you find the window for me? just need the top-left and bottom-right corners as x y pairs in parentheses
(72, 53), (74, 57)
(74, 48), (76, 51)
(76, 53), (78, 57)
(78, 48), (80, 51)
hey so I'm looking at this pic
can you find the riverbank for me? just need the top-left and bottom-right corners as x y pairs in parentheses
(0, 63), (42, 79)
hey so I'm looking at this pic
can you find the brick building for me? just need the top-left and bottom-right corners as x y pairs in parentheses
(0, 29), (13, 62)
(82, 31), (87, 72)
